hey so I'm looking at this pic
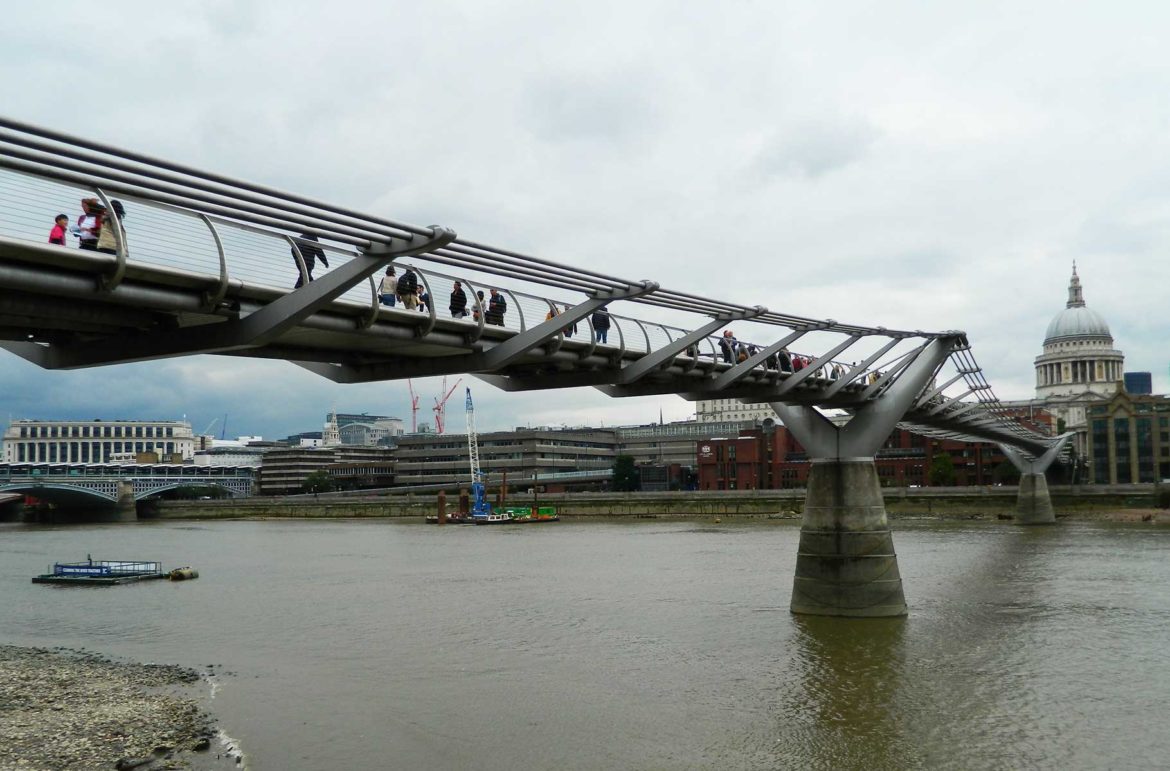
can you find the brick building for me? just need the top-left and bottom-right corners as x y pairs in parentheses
(696, 424), (1049, 490)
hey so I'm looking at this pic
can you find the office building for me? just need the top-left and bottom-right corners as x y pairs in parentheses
(394, 427), (617, 489)
(2, 419), (195, 464)
(1124, 372), (1153, 396)
(1087, 390), (1170, 483)
(258, 445), (396, 495)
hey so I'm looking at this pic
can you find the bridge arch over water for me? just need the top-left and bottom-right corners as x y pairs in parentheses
(0, 116), (1070, 616)
(0, 462), (255, 518)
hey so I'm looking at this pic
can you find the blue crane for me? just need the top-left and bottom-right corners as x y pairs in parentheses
(464, 387), (493, 518)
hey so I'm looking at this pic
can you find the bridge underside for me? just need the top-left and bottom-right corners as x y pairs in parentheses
(1, 484), (116, 508)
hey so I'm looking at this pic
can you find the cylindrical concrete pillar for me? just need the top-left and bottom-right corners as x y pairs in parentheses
(1015, 473), (1055, 524)
(790, 459), (907, 618)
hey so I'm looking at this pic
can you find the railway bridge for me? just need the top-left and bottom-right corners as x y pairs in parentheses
(0, 461), (254, 519)
(0, 116), (1071, 616)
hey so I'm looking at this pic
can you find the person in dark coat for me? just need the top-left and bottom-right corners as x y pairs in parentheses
(396, 268), (419, 310)
(293, 233), (328, 288)
(592, 308), (611, 343)
(449, 281), (468, 318)
(719, 330), (737, 363)
(486, 289), (507, 326)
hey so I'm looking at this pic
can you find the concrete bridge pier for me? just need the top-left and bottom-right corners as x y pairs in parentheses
(114, 480), (138, 522)
(999, 434), (1073, 525)
(770, 337), (956, 618)
(793, 457), (906, 617)
(1015, 473), (1054, 524)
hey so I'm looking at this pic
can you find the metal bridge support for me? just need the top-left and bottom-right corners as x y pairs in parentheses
(999, 434), (1073, 525)
(770, 338), (956, 618)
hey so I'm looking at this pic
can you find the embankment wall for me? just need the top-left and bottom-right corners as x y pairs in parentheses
(148, 485), (1163, 520)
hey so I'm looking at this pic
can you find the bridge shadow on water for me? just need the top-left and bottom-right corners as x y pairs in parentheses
(775, 615), (912, 770)
(764, 523), (1076, 770)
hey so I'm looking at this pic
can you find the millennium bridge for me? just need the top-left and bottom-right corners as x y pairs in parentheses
(0, 116), (1071, 617)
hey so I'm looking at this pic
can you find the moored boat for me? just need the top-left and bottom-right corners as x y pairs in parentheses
(472, 511), (515, 524)
(33, 558), (168, 585)
(505, 506), (560, 523)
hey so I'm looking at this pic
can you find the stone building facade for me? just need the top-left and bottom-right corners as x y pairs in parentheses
(1087, 390), (1170, 483)
(1031, 264), (1124, 433)
(2, 419), (195, 464)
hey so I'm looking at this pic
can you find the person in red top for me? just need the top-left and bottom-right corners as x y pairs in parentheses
(48, 214), (69, 245)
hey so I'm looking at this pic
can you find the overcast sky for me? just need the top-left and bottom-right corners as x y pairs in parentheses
(2, 1), (1167, 439)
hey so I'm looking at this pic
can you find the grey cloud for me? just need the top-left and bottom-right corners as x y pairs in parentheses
(754, 119), (878, 180)
(525, 70), (664, 143)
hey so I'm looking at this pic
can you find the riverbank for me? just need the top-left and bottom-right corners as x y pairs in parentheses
(0, 646), (236, 770)
(142, 485), (1166, 522)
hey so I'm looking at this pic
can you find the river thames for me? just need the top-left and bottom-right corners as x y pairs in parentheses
(2, 517), (1168, 770)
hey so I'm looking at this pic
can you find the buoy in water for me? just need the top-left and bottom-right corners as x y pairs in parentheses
(168, 567), (199, 581)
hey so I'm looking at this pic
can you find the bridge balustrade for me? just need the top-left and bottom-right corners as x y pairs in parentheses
(2, 164), (882, 401)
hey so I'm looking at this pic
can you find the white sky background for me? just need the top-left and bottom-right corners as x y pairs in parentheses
(2, 1), (1167, 438)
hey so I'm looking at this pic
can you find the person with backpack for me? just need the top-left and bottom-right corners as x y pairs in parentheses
(292, 232), (328, 288)
(95, 200), (126, 254)
(448, 281), (468, 318)
(591, 308), (611, 343)
(486, 289), (507, 326)
(396, 268), (419, 310)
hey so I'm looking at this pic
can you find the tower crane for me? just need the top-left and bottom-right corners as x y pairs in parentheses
(465, 387), (492, 518)
(432, 376), (463, 434)
(407, 379), (420, 433)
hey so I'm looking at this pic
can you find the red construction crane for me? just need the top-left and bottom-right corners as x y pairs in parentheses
(407, 379), (420, 433)
(432, 376), (463, 434)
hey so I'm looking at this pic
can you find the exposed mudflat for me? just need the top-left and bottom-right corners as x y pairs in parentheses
(0, 645), (237, 771)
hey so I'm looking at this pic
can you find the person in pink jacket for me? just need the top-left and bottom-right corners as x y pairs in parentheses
(48, 214), (68, 245)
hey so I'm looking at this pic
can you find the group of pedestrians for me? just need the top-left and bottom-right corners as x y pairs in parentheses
(39, 206), (877, 387)
(372, 267), (511, 326)
(718, 329), (859, 381)
(46, 197), (127, 254)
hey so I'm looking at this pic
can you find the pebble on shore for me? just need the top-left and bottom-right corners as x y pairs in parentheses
(0, 645), (223, 771)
